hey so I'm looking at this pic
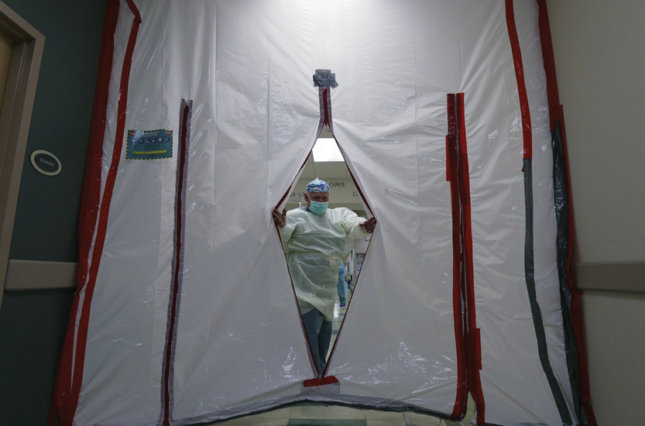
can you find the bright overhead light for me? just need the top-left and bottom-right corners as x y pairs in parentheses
(312, 138), (344, 162)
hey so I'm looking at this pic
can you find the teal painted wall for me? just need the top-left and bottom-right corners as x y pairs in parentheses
(0, 1), (106, 424)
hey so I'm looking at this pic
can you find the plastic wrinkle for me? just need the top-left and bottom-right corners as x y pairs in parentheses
(384, 187), (419, 206)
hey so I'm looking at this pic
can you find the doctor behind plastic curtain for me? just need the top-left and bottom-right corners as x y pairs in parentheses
(273, 178), (377, 375)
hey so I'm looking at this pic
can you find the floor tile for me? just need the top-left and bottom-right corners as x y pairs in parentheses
(364, 418), (409, 426)
(288, 420), (366, 426)
(258, 407), (293, 418)
(215, 416), (289, 426)
(289, 403), (366, 420)
(363, 409), (405, 420)
(402, 412), (445, 425)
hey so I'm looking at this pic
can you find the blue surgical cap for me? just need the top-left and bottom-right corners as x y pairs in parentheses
(306, 178), (330, 193)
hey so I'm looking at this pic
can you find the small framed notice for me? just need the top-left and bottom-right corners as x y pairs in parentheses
(30, 150), (62, 176)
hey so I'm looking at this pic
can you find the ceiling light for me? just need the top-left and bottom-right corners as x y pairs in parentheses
(312, 138), (344, 162)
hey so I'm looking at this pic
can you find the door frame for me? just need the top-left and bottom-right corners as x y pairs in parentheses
(0, 2), (45, 309)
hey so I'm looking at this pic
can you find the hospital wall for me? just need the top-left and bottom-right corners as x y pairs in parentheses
(0, 1), (643, 425)
(547, 0), (645, 424)
(0, 1), (106, 425)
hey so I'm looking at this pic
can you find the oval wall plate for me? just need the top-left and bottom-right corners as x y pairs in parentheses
(30, 150), (62, 176)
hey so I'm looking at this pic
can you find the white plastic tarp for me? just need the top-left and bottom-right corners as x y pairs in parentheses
(52, 1), (584, 425)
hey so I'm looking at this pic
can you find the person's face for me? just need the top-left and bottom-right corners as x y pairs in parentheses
(304, 191), (330, 207)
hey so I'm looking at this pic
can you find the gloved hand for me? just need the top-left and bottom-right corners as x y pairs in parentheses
(360, 217), (377, 233)
(272, 208), (286, 228)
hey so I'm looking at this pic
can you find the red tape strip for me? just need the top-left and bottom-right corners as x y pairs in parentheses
(303, 376), (339, 388)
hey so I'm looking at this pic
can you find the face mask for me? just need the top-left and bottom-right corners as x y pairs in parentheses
(308, 201), (328, 216)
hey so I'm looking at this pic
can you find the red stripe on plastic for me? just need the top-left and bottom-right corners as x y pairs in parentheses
(446, 94), (482, 420)
(505, 0), (532, 159)
(160, 102), (191, 425)
(446, 94), (467, 419)
(457, 93), (485, 424)
(48, 1), (123, 424)
(59, 1), (142, 423)
(321, 87), (332, 131)
(536, 0), (560, 132)
(445, 137), (452, 183)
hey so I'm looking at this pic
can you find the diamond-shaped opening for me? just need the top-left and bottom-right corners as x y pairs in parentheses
(274, 124), (376, 378)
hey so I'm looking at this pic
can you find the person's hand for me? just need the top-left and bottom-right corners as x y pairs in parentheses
(360, 217), (377, 233)
(272, 208), (286, 228)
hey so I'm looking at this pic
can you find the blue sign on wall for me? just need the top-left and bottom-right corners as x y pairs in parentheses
(126, 129), (173, 160)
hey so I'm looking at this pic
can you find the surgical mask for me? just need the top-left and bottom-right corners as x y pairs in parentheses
(308, 201), (328, 216)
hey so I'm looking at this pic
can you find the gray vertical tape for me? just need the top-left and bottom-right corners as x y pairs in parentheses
(552, 123), (585, 424)
(523, 158), (573, 425)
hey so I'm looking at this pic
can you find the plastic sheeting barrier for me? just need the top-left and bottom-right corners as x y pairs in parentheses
(51, 1), (595, 425)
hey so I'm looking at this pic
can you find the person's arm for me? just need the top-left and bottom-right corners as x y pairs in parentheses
(341, 208), (377, 239)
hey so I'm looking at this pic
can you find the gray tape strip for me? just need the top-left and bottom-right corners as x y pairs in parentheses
(523, 158), (573, 425)
(552, 123), (584, 424)
(313, 69), (338, 88)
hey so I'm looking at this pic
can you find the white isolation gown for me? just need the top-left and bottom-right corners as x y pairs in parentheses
(280, 206), (368, 321)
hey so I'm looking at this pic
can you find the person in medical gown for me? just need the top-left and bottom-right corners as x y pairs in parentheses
(272, 178), (376, 375)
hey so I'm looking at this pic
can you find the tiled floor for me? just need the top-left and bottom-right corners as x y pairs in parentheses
(213, 300), (475, 426)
